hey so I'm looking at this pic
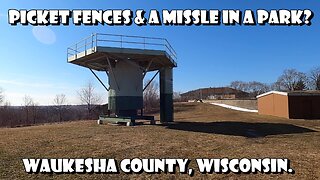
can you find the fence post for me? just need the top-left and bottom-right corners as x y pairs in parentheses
(91, 34), (94, 49)
(163, 39), (166, 51)
(85, 39), (87, 55)
(75, 43), (77, 59)
(121, 35), (123, 48)
(95, 33), (98, 47)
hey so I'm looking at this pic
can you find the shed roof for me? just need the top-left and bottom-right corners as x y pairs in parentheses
(257, 90), (320, 99)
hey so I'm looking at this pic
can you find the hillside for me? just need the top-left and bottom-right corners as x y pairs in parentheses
(180, 87), (250, 100)
(0, 102), (319, 179)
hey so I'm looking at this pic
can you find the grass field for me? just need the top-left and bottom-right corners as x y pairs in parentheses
(0, 102), (319, 179)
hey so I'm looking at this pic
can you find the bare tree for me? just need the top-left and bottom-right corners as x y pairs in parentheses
(78, 81), (101, 118)
(270, 81), (282, 91)
(309, 67), (320, 90)
(277, 69), (307, 91)
(230, 81), (269, 97)
(31, 102), (38, 124)
(295, 79), (306, 91)
(247, 81), (270, 97)
(229, 81), (248, 92)
(173, 91), (182, 102)
(0, 88), (4, 105)
(0, 100), (12, 127)
(23, 95), (35, 124)
(3, 101), (11, 107)
(143, 80), (159, 111)
(53, 94), (67, 121)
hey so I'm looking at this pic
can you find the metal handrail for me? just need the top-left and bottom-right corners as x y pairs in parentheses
(67, 33), (177, 61)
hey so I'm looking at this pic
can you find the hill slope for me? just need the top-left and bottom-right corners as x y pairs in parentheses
(0, 102), (319, 179)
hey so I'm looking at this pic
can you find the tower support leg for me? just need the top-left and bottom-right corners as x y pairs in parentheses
(160, 67), (174, 123)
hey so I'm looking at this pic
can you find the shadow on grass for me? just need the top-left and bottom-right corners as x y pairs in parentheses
(143, 103), (197, 115)
(165, 121), (317, 138)
(174, 103), (197, 113)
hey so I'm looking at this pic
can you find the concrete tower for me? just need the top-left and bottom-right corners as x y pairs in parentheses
(67, 33), (177, 125)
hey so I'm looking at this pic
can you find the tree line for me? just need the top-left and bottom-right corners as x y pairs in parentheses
(0, 79), (168, 128)
(0, 81), (105, 128)
(229, 67), (320, 98)
(1, 67), (318, 127)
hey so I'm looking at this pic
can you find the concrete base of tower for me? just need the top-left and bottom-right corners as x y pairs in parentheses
(160, 67), (174, 123)
(97, 115), (155, 126)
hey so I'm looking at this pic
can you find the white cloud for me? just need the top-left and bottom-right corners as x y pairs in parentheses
(5, 92), (62, 106)
(0, 79), (74, 105)
(32, 26), (56, 45)
(4, 91), (108, 106)
(0, 79), (72, 90)
(0, 13), (6, 22)
(0, 79), (108, 106)
(0, 79), (53, 88)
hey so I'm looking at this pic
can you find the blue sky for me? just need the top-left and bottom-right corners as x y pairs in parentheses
(0, 1), (319, 105)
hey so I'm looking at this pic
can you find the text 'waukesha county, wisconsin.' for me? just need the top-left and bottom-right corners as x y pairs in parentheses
(22, 158), (295, 176)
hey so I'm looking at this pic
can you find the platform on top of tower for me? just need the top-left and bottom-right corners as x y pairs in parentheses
(67, 33), (177, 72)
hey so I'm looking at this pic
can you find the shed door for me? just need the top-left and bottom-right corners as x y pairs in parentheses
(289, 97), (312, 119)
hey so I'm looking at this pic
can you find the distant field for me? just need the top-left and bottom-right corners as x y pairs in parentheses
(0, 102), (319, 179)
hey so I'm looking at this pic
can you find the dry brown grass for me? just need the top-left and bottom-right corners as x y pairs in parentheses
(0, 102), (319, 179)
